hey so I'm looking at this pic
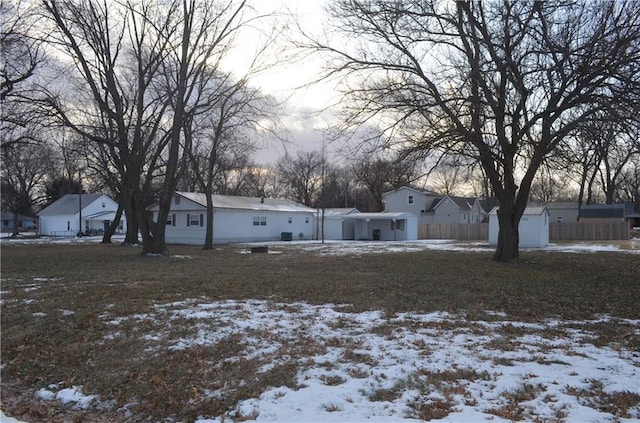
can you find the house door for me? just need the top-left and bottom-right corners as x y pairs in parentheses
(103, 220), (110, 232)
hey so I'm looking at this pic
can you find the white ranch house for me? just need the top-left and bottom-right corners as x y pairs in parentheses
(38, 194), (125, 236)
(149, 192), (315, 245)
(488, 206), (550, 248)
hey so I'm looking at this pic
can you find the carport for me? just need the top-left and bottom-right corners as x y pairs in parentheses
(342, 212), (417, 241)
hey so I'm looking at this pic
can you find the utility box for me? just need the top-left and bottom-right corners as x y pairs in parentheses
(281, 232), (293, 241)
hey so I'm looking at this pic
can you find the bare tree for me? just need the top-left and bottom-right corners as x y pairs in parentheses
(277, 150), (324, 207)
(351, 153), (418, 211)
(1, 0), (48, 149)
(308, 0), (640, 261)
(1, 143), (52, 236)
(39, 0), (258, 254)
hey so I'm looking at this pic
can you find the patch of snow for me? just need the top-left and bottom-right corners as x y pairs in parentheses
(96, 299), (640, 423)
(0, 411), (28, 423)
(36, 385), (97, 410)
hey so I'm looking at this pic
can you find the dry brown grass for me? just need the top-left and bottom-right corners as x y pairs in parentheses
(1, 242), (639, 421)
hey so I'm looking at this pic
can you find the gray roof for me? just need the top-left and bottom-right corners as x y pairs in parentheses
(434, 195), (473, 211)
(342, 212), (412, 220)
(176, 192), (315, 213)
(37, 194), (105, 216)
(383, 186), (442, 197)
(323, 208), (360, 217)
(579, 204), (625, 219)
(489, 206), (548, 216)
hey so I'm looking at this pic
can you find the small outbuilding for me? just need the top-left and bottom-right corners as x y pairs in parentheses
(488, 206), (549, 248)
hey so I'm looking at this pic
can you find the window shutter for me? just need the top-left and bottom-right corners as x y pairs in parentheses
(200, 214), (204, 227)
(172, 214), (176, 227)
(187, 214), (190, 227)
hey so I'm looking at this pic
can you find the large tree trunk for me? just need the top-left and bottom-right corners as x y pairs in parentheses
(493, 205), (521, 262)
(203, 193), (214, 250)
(101, 203), (123, 244)
(121, 187), (139, 245)
(11, 212), (20, 238)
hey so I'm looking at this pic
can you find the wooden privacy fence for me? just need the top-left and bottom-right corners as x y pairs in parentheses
(419, 223), (488, 240)
(418, 222), (629, 241)
(549, 222), (629, 241)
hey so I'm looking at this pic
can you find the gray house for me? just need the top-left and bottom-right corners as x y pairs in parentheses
(529, 201), (579, 223)
(383, 186), (486, 224)
(1, 211), (37, 232)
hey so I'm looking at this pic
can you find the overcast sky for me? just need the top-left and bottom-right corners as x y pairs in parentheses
(225, 0), (341, 165)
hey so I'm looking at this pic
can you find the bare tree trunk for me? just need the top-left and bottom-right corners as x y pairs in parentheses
(101, 203), (123, 244)
(493, 204), (521, 262)
(203, 191), (214, 250)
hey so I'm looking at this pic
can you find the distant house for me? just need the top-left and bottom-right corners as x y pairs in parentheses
(544, 201), (579, 223)
(625, 203), (640, 228)
(488, 206), (549, 248)
(319, 208), (359, 240)
(38, 194), (125, 236)
(383, 186), (486, 224)
(1, 211), (37, 232)
(147, 192), (315, 245)
(429, 195), (487, 224)
(578, 204), (625, 223)
(579, 203), (640, 229)
(383, 186), (442, 220)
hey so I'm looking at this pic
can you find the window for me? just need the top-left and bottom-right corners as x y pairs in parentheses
(391, 220), (405, 230)
(408, 195), (414, 204)
(175, 196), (181, 205)
(187, 213), (203, 227)
(101, 202), (106, 208)
(305, 217), (310, 224)
(288, 217), (293, 224)
(253, 216), (267, 226)
(166, 214), (176, 226)
(556, 216), (564, 223)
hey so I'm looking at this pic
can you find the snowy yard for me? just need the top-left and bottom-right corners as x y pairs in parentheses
(1, 238), (639, 422)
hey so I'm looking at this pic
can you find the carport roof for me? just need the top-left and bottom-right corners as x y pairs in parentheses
(342, 212), (412, 220)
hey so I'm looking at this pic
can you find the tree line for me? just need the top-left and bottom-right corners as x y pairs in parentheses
(2, 0), (640, 261)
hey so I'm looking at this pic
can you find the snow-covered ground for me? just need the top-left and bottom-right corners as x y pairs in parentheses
(8, 299), (639, 422)
(1, 236), (639, 422)
(2, 233), (639, 255)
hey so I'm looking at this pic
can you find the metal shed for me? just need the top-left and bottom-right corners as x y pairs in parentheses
(488, 206), (549, 248)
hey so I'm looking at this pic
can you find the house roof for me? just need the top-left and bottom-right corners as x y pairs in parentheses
(382, 186), (441, 197)
(433, 195), (473, 211)
(175, 192), (315, 213)
(37, 194), (106, 216)
(0, 211), (36, 220)
(488, 206), (548, 216)
(578, 204), (625, 219)
(543, 201), (579, 210)
(342, 212), (413, 220)
(322, 208), (360, 217)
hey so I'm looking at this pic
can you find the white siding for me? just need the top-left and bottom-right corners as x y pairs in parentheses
(161, 208), (315, 245)
(488, 208), (549, 248)
(433, 198), (461, 224)
(40, 215), (77, 236)
(384, 187), (439, 215)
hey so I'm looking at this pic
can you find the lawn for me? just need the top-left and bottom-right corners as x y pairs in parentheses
(1, 240), (639, 422)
